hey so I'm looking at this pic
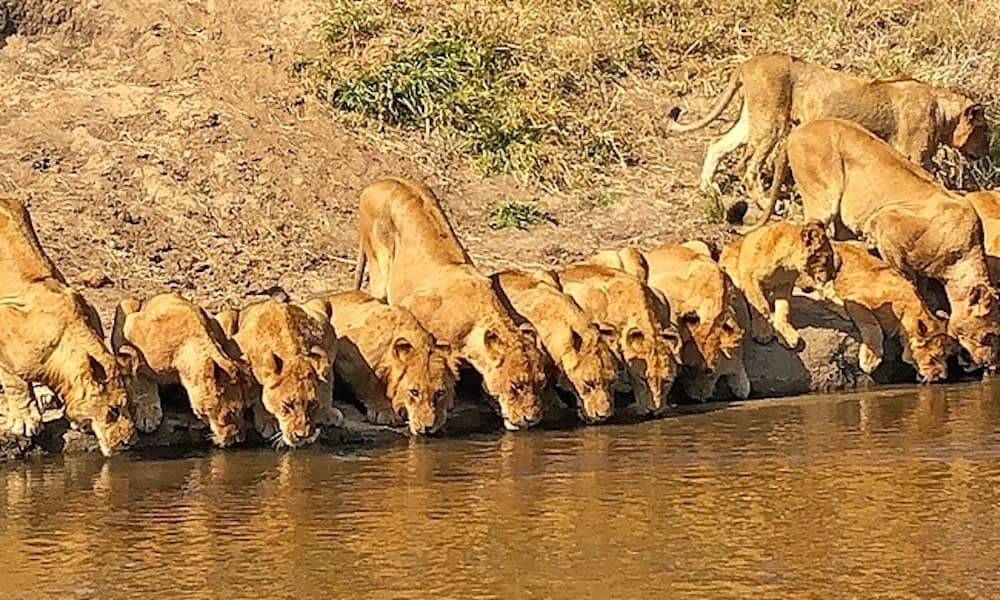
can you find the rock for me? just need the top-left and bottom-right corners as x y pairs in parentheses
(736, 296), (908, 398)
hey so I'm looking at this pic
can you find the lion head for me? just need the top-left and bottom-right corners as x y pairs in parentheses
(232, 301), (336, 448)
(602, 321), (680, 416)
(906, 318), (956, 383)
(64, 340), (139, 457)
(379, 335), (457, 435)
(948, 283), (1000, 371)
(472, 321), (546, 430)
(556, 324), (619, 423)
(186, 354), (251, 447)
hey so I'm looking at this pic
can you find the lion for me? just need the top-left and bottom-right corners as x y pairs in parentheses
(640, 244), (750, 401)
(719, 221), (838, 349)
(322, 290), (456, 435)
(0, 197), (137, 456)
(966, 190), (1000, 283)
(799, 241), (956, 382)
(549, 264), (681, 416)
(668, 53), (989, 200)
(219, 297), (342, 448)
(491, 269), (619, 423)
(110, 292), (251, 447)
(354, 177), (546, 431)
(763, 118), (1000, 369)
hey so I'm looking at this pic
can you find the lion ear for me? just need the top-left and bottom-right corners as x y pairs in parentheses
(966, 103), (985, 123)
(115, 344), (142, 376)
(916, 319), (929, 337)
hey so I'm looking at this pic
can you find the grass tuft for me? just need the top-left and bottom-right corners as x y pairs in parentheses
(306, 0), (1000, 204)
(487, 201), (549, 231)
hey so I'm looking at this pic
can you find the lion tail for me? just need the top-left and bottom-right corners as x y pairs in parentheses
(746, 140), (788, 232)
(353, 243), (367, 290)
(667, 65), (743, 134)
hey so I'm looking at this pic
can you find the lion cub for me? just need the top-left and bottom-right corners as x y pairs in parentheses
(323, 290), (456, 435)
(804, 242), (955, 382)
(355, 178), (546, 431)
(551, 264), (681, 416)
(641, 244), (750, 401)
(217, 298), (342, 448)
(0, 197), (137, 456)
(111, 292), (251, 447)
(720, 221), (838, 349)
(491, 269), (619, 423)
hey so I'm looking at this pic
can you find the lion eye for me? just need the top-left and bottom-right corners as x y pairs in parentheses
(281, 401), (294, 413)
(408, 388), (420, 400)
(105, 405), (121, 425)
(583, 380), (597, 393)
(433, 390), (446, 402)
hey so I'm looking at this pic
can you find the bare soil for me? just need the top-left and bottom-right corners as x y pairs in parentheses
(0, 0), (725, 322)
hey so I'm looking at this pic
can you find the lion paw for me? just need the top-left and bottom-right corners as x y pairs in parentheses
(859, 345), (883, 374)
(316, 403), (345, 428)
(253, 408), (279, 440)
(4, 403), (44, 438)
(366, 406), (405, 427)
(131, 400), (163, 433)
(775, 326), (801, 349)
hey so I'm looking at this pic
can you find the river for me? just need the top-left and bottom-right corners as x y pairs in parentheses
(3, 381), (1000, 599)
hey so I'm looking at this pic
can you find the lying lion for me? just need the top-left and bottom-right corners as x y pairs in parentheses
(766, 118), (1000, 369)
(491, 269), (619, 423)
(110, 292), (251, 447)
(551, 264), (680, 416)
(0, 197), (137, 456)
(216, 298), (342, 448)
(669, 53), (988, 200)
(643, 244), (749, 401)
(354, 178), (546, 431)
(799, 242), (955, 382)
(720, 221), (838, 349)
(323, 290), (456, 435)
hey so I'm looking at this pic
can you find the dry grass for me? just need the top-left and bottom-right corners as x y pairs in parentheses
(304, 0), (1000, 209)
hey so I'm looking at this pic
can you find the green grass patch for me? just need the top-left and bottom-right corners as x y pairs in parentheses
(487, 201), (549, 231)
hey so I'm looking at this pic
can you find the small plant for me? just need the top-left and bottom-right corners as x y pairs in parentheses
(703, 193), (727, 225)
(487, 201), (549, 231)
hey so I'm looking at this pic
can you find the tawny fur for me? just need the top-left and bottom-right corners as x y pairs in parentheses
(719, 221), (838, 350)
(804, 242), (955, 382)
(491, 269), (619, 423)
(223, 298), (342, 448)
(669, 53), (989, 201)
(966, 190), (1000, 284)
(323, 290), (456, 435)
(0, 198), (137, 456)
(110, 292), (251, 447)
(550, 263), (681, 416)
(641, 244), (750, 401)
(354, 178), (546, 430)
(770, 118), (1000, 368)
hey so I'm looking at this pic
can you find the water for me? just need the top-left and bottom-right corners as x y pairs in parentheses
(4, 381), (1000, 599)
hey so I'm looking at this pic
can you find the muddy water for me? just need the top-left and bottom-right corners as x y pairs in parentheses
(4, 382), (1000, 599)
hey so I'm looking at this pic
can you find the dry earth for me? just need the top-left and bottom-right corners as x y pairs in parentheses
(0, 0), (720, 324)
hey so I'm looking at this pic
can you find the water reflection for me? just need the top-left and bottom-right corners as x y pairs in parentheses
(3, 381), (1000, 598)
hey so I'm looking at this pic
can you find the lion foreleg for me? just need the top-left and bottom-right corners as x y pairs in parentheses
(771, 286), (801, 350)
(845, 301), (884, 374)
(743, 276), (777, 344)
(0, 365), (43, 438)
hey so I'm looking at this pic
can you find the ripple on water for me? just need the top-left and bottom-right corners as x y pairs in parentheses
(3, 381), (1000, 598)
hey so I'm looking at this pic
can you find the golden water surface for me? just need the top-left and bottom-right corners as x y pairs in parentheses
(3, 381), (1000, 599)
